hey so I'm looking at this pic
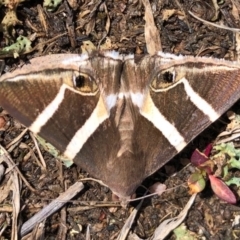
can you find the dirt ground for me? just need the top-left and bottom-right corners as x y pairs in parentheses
(1, 0), (240, 239)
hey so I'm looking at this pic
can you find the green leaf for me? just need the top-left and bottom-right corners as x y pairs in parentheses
(225, 177), (240, 187)
(43, 0), (62, 11)
(173, 224), (197, 240)
(188, 172), (206, 193)
(0, 36), (32, 58)
(214, 142), (240, 170)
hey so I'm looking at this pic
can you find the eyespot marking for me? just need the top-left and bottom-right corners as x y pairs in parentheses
(73, 73), (98, 94)
(150, 67), (176, 90)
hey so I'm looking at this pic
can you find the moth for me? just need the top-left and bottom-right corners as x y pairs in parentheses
(0, 51), (240, 201)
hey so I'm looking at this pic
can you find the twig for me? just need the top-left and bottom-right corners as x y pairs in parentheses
(189, 11), (240, 33)
(20, 181), (84, 237)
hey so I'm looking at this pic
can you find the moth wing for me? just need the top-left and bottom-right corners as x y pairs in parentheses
(0, 53), (122, 171)
(126, 54), (240, 185)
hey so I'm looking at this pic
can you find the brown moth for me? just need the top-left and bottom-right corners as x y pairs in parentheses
(0, 51), (240, 200)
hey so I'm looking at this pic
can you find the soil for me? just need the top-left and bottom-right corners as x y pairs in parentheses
(0, 0), (240, 239)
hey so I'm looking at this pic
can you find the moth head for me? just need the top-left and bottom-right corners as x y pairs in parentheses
(66, 71), (99, 95)
(150, 66), (186, 90)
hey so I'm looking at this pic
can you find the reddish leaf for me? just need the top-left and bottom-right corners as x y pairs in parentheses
(204, 144), (213, 157)
(209, 175), (237, 204)
(191, 149), (208, 167)
(198, 160), (214, 175)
